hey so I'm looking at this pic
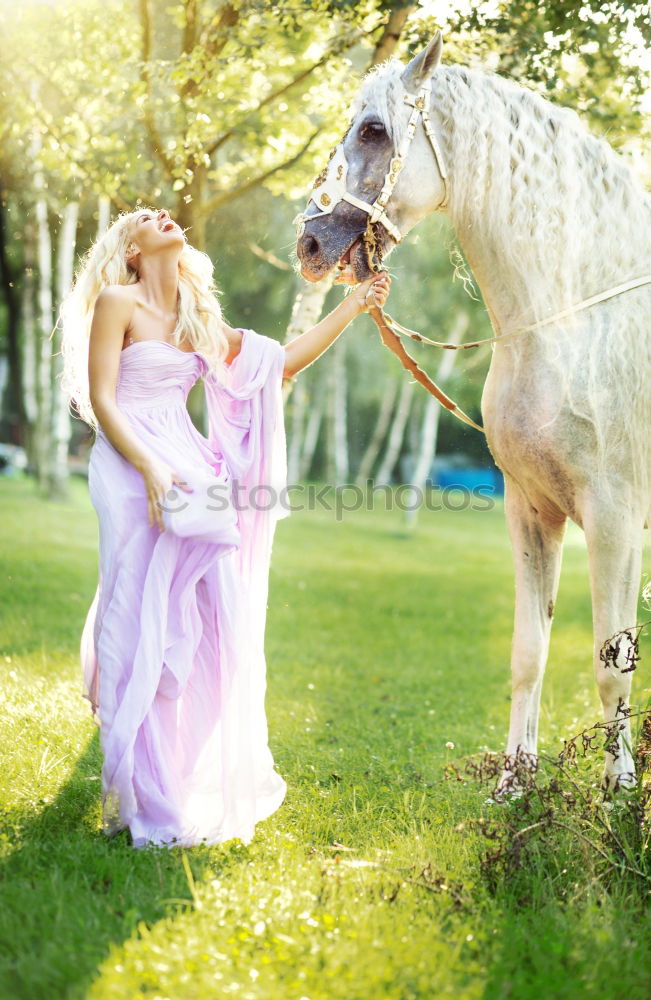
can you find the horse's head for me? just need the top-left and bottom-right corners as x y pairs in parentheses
(296, 33), (447, 283)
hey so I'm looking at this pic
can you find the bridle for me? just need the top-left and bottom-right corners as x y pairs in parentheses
(294, 78), (651, 435)
(294, 78), (448, 250)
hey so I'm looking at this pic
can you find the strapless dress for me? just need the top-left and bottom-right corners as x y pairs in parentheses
(80, 329), (288, 848)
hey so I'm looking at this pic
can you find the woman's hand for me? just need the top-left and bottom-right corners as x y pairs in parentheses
(353, 271), (391, 313)
(282, 269), (391, 378)
(138, 456), (194, 532)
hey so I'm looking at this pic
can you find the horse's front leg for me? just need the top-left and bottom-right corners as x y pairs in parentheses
(583, 501), (644, 791)
(499, 477), (567, 791)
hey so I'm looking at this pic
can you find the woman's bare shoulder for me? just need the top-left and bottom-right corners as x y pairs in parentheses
(95, 284), (137, 311)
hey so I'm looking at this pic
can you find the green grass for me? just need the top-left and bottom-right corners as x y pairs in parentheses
(1, 473), (651, 1000)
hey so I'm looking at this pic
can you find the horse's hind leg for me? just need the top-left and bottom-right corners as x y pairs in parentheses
(584, 503), (644, 790)
(499, 478), (567, 791)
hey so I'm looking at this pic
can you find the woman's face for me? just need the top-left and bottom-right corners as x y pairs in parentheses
(127, 208), (185, 267)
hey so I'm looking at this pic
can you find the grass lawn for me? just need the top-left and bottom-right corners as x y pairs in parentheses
(1, 472), (651, 1000)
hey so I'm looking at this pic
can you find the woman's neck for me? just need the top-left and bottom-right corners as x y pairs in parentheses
(136, 256), (179, 315)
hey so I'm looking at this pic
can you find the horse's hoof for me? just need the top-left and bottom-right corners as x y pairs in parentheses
(483, 793), (512, 808)
(602, 770), (636, 795)
(490, 771), (526, 803)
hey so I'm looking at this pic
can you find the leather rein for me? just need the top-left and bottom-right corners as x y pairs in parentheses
(295, 80), (651, 435)
(367, 273), (651, 435)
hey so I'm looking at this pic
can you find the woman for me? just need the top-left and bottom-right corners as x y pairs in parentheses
(60, 207), (390, 849)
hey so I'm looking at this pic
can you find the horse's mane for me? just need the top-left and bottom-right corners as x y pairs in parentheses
(355, 60), (651, 494)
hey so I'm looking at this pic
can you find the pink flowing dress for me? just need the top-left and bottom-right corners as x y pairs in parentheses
(79, 329), (289, 848)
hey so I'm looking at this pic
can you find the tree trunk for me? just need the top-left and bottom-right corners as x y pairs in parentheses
(325, 335), (348, 485)
(283, 275), (334, 481)
(369, 4), (417, 68)
(33, 151), (53, 491)
(375, 376), (414, 486)
(403, 311), (469, 526)
(97, 194), (111, 237)
(372, 5), (417, 66)
(282, 275), (334, 398)
(176, 162), (207, 252)
(287, 375), (307, 484)
(21, 219), (38, 464)
(0, 195), (24, 443)
(298, 369), (325, 481)
(49, 200), (79, 499)
(354, 369), (399, 486)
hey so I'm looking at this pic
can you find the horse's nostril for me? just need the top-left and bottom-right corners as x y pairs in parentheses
(299, 233), (320, 260)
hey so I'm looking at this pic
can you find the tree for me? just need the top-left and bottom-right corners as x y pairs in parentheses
(403, 309), (468, 525)
(408, 0), (650, 146)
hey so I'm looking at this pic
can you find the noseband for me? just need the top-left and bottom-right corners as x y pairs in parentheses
(294, 78), (448, 247)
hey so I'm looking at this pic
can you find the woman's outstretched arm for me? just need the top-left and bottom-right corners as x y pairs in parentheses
(282, 272), (390, 379)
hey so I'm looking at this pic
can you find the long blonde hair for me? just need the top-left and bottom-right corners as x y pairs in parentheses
(59, 208), (229, 429)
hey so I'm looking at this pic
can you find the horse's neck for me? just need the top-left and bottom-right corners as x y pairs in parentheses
(437, 68), (651, 336)
(452, 224), (523, 335)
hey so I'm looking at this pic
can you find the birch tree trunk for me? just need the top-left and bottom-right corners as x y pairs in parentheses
(354, 370), (400, 486)
(296, 369), (324, 481)
(33, 148), (53, 491)
(21, 220), (37, 453)
(283, 274), (334, 393)
(97, 194), (111, 238)
(49, 200), (79, 498)
(325, 335), (348, 485)
(375, 376), (414, 486)
(287, 374), (308, 485)
(403, 311), (469, 526)
(0, 197), (24, 442)
(285, 276), (334, 482)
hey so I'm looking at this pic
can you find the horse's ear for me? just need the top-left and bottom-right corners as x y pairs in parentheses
(401, 32), (443, 92)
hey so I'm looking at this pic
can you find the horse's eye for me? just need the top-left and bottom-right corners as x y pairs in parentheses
(359, 121), (386, 141)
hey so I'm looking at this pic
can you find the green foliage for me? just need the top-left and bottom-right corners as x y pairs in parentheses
(1, 0), (142, 207)
(408, 1), (650, 147)
(0, 0), (384, 220)
(2, 475), (651, 999)
(2, 0), (647, 218)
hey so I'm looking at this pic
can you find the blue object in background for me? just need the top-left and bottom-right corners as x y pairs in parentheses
(429, 460), (504, 496)
(0, 444), (27, 477)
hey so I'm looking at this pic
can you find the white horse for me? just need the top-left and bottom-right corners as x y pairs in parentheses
(296, 33), (651, 790)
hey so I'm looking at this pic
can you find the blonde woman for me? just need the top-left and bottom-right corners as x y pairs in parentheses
(60, 207), (389, 849)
